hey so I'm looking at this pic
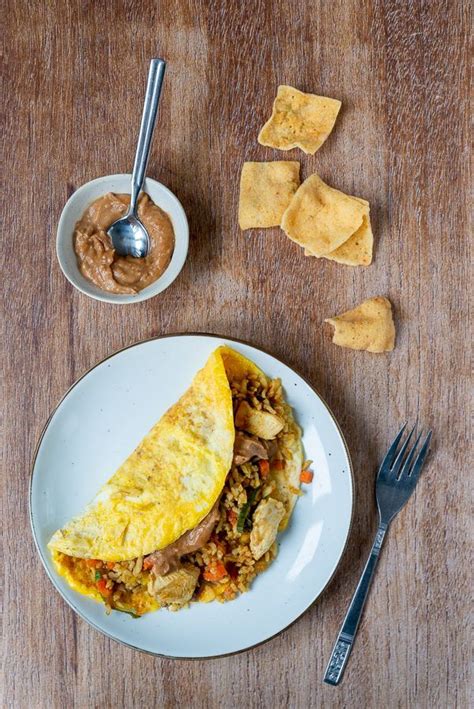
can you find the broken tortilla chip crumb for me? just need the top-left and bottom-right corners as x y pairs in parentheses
(325, 297), (395, 352)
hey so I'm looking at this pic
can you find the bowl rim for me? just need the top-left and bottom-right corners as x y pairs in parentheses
(56, 174), (189, 305)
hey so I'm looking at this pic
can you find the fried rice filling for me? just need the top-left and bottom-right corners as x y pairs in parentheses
(57, 372), (297, 615)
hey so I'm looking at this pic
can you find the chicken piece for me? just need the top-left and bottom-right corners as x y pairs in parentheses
(235, 401), (284, 440)
(250, 498), (285, 560)
(151, 564), (200, 605)
(266, 439), (278, 459)
(233, 431), (268, 466)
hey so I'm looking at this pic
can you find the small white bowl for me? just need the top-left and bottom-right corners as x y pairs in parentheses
(56, 174), (189, 304)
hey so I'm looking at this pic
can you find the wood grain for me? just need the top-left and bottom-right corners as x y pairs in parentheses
(2, 1), (470, 706)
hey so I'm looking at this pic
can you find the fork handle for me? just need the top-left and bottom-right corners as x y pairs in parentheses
(324, 522), (388, 685)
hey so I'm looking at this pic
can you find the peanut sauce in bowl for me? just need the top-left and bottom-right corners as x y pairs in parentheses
(56, 174), (189, 304)
(74, 192), (174, 295)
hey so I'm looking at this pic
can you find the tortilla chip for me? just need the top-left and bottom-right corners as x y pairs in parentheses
(325, 297), (395, 353)
(304, 210), (373, 265)
(239, 161), (300, 229)
(281, 174), (367, 256)
(324, 211), (373, 266)
(258, 85), (341, 154)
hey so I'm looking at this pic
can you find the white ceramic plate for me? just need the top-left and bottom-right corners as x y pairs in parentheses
(30, 334), (353, 658)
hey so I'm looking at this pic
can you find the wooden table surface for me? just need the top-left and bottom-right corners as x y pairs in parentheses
(2, 1), (470, 707)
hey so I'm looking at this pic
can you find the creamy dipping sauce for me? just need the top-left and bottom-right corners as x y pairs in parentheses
(74, 192), (175, 294)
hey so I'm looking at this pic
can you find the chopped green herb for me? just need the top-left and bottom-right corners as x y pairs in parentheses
(94, 571), (101, 581)
(237, 487), (259, 533)
(237, 504), (250, 533)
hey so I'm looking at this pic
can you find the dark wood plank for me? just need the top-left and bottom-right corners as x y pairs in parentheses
(2, 0), (470, 706)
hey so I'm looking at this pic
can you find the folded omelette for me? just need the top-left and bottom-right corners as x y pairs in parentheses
(49, 346), (303, 615)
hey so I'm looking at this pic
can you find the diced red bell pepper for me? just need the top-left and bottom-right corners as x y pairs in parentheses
(203, 562), (227, 582)
(300, 469), (314, 484)
(96, 578), (113, 597)
(258, 459), (270, 478)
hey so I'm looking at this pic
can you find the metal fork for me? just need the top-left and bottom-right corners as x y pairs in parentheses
(324, 424), (433, 686)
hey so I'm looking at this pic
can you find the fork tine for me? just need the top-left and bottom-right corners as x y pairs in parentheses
(398, 430), (423, 478)
(391, 424), (417, 477)
(377, 423), (407, 477)
(406, 430), (433, 481)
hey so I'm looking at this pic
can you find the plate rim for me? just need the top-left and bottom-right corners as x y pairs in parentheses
(29, 331), (355, 660)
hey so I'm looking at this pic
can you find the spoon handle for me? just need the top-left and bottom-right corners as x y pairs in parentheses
(130, 58), (166, 213)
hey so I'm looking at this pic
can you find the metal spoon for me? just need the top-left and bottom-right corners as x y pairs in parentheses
(108, 58), (166, 258)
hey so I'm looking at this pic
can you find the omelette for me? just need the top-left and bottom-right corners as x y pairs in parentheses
(49, 346), (305, 615)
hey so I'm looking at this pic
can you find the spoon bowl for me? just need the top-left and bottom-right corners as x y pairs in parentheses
(108, 213), (150, 258)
